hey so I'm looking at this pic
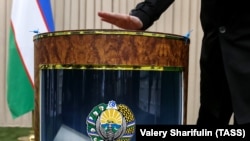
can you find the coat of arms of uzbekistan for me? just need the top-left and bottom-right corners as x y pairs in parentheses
(86, 100), (136, 141)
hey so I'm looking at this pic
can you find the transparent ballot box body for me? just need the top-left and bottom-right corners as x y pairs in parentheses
(40, 66), (184, 141)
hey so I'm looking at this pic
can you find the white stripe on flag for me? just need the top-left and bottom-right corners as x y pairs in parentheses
(11, 0), (49, 85)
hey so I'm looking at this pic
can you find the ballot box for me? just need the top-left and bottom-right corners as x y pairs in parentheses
(33, 29), (190, 141)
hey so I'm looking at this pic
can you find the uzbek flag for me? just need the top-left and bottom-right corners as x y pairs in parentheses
(7, 0), (55, 118)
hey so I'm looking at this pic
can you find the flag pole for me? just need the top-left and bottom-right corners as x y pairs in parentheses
(17, 111), (35, 141)
(29, 111), (35, 140)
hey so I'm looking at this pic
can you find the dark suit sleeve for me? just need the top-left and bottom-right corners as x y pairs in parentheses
(130, 0), (175, 30)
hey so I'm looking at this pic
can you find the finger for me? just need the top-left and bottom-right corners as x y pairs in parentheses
(101, 18), (128, 29)
(98, 11), (142, 30)
(98, 11), (128, 21)
(100, 18), (118, 25)
(98, 11), (118, 19)
(99, 13), (129, 26)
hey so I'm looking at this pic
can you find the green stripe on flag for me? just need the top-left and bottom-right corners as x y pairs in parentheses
(7, 28), (34, 118)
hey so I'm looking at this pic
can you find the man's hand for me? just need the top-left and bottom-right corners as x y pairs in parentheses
(98, 11), (143, 30)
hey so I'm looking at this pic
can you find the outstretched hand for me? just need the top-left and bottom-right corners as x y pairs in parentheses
(98, 11), (143, 30)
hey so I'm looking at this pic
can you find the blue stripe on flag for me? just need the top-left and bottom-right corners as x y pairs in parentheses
(37, 0), (55, 31)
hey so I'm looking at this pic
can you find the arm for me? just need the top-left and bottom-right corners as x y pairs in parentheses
(98, 0), (174, 30)
(130, 0), (175, 30)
